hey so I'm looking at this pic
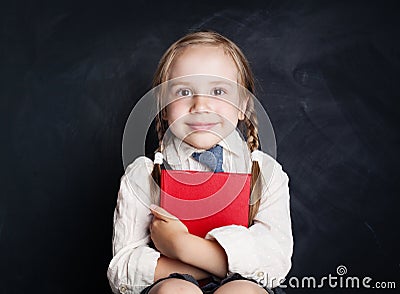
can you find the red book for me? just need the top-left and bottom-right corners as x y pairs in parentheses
(160, 170), (251, 238)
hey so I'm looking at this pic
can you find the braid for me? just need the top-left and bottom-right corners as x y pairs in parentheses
(155, 113), (167, 147)
(245, 111), (259, 151)
(244, 109), (262, 226)
(151, 114), (167, 192)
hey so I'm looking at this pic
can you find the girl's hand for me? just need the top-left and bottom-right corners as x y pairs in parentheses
(149, 204), (189, 259)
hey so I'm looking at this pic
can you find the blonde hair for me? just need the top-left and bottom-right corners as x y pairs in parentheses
(151, 30), (262, 225)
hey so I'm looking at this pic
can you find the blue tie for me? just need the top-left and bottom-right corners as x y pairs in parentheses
(192, 145), (224, 172)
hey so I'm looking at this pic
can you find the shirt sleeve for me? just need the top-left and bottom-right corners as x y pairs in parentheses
(107, 157), (161, 294)
(205, 154), (293, 288)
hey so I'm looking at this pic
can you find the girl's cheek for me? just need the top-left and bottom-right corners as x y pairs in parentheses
(216, 97), (240, 110)
(166, 106), (187, 125)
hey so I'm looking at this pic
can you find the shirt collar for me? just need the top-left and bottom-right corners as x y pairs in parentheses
(163, 129), (247, 165)
(218, 130), (246, 157)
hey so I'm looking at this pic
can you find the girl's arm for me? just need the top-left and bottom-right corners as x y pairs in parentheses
(108, 157), (163, 294)
(202, 157), (293, 288)
(173, 233), (228, 278)
(150, 206), (228, 278)
(154, 255), (211, 281)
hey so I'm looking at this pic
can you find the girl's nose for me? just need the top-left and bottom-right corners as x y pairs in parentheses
(190, 94), (211, 113)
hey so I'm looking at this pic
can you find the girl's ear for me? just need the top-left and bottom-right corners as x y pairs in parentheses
(238, 95), (249, 121)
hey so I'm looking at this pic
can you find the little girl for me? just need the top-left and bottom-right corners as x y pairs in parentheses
(108, 31), (293, 294)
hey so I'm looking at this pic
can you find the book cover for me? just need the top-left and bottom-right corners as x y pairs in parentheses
(160, 170), (251, 238)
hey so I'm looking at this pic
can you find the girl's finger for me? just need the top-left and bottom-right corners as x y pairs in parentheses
(150, 204), (178, 221)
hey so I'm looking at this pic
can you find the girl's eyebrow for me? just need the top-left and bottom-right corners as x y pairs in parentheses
(168, 81), (192, 88)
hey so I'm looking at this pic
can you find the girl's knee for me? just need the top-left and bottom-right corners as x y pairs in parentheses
(214, 280), (268, 294)
(148, 278), (202, 294)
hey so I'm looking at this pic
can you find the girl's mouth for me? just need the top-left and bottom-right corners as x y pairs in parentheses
(187, 122), (218, 131)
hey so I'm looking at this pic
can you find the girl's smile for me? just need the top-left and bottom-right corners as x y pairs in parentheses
(186, 122), (219, 131)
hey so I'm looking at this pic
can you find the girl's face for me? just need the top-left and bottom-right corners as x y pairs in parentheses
(164, 45), (247, 150)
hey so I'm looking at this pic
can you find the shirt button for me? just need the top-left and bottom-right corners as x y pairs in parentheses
(119, 286), (127, 293)
(257, 271), (264, 277)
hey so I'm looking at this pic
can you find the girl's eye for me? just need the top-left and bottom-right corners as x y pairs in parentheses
(212, 88), (226, 96)
(177, 88), (193, 97)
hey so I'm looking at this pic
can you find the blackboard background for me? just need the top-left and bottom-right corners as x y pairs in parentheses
(1, 0), (399, 293)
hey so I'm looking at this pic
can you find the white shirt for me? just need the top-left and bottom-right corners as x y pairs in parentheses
(107, 130), (293, 293)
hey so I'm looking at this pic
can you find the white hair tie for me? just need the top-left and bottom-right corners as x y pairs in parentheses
(154, 152), (164, 165)
(251, 150), (263, 162)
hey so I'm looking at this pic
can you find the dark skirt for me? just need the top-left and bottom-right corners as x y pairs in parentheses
(140, 272), (286, 294)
